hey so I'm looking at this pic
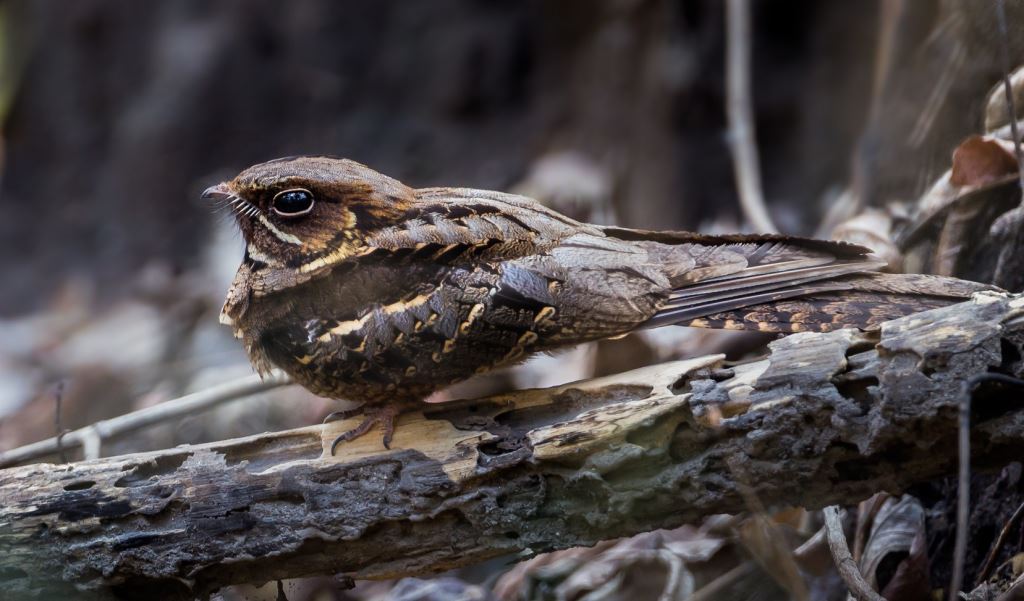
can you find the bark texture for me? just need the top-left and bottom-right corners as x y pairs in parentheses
(2, 292), (1024, 600)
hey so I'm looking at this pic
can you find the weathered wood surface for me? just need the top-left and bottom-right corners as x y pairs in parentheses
(3, 292), (1024, 600)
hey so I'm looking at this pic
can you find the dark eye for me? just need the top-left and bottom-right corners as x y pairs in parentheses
(271, 188), (315, 216)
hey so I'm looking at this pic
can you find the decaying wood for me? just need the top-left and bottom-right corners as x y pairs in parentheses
(3, 292), (1024, 600)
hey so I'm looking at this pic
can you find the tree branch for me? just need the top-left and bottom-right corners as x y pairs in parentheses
(2, 292), (1024, 600)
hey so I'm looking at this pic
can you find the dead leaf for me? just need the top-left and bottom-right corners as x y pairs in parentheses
(492, 527), (732, 601)
(492, 540), (617, 600)
(985, 66), (1024, 134)
(879, 531), (929, 601)
(950, 136), (1018, 188)
(900, 134), (1021, 278)
(859, 495), (930, 601)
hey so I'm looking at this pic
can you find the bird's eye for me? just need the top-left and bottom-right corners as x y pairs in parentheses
(271, 189), (315, 217)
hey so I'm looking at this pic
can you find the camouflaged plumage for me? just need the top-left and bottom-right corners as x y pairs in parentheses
(206, 156), (990, 447)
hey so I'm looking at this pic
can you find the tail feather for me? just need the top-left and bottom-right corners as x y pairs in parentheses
(601, 227), (994, 334)
(660, 273), (992, 333)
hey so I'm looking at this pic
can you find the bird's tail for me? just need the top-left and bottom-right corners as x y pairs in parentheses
(599, 227), (996, 334)
(650, 272), (991, 334)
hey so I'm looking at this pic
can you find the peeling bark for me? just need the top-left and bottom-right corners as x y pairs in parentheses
(2, 292), (1024, 600)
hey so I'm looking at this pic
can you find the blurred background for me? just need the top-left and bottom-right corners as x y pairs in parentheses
(3, 1), (1024, 600)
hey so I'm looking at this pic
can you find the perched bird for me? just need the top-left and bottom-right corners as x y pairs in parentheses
(205, 156), (989, 451)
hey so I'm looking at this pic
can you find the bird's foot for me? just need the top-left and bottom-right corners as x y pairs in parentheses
(322, 407), (366, 424)
(328, 404), (403, 455)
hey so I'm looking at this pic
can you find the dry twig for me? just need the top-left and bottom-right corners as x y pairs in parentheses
(951, 377), (973, 600)
(978, 500), (1024, 585)
(995, 0), (1024, 191)
(848, 0), (904, 218)
(725, 0), (777, 234)
(687, 562), (759, 601)
(823, 506), (886, 601)
(990, 0), (1024, 290)
(0, 370), (291, 467)
(953, 372), (1024, 599)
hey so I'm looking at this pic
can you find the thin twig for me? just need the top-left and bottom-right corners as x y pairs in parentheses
(79, 426), (103, 461)
(908, 42), (965, 148)
(950, 373), (1024, 598)
(849, 0), (903, 215)
(996, 0), (1024, 199)
(991, 0), (1024, 290)
(686, 562), (759, 601)
(728, 458), (810, 601)
(822, 506), (886, 601)
(52, 380), (68, 464)
(725, 0), (777, 234)
(978, 500), (1024, 585)
(950, 378), (974, 600)
(0, 370), (291, 467)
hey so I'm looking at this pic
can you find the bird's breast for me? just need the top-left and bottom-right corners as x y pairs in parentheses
(252, 266), (553, 403)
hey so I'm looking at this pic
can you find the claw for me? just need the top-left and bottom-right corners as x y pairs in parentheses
(328, 404), (401, 455)
(322, 407), (365, 424)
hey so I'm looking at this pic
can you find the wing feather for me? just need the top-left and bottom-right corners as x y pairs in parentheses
(366, 189), (592, 256)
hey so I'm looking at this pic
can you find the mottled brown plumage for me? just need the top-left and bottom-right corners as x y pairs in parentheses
(205, 156), (990, 450)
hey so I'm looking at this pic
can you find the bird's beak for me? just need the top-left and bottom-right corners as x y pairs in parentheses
(202, 182), (233, 201)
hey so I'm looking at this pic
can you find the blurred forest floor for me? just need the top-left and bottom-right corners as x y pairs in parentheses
(3, 1), (1024, 600)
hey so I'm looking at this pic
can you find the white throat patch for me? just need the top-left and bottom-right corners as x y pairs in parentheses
(245, 245), (284, 267)
(257, 214), (303, 246)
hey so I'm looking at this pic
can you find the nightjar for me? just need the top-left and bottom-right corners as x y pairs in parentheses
(205, 156), (988, 451)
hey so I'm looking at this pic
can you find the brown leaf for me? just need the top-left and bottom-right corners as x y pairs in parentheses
(900, 134), (1023, 277)
(950, 136), (1018, 188)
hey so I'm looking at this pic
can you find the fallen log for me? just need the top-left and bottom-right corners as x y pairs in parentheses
(2, 292), (1023, 600)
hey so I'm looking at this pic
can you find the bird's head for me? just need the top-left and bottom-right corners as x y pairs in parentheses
(204, 156), (414, 271)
